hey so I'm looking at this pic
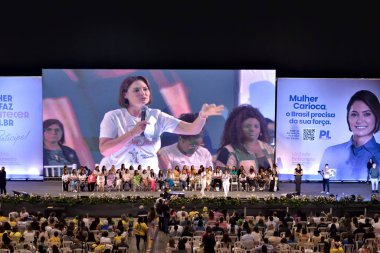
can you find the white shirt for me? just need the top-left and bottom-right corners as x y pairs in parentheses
(252, 231), (262, 242)
(158, 142), (213, 171)
(99, 108), (180, 173)
(122, 172), (132, 181)
(372, 221), (380, 234)
(62, 174), (70, 182)
(328, 222), (340, 230)
(322, 168), (331, 179)
(97, 174), (105, 185)
(200, 171), (206, 182)
(222, 173), (231, 183)
(179, 173), (188, 181)
(214, 171), (223, 179)
(241, 233), (254, 242)
(272, 216), (280, 224)
(177, 211), (188, 220)
(169, 225), (184, 235)
(78, 174), (87, 182)
(100, 236), (112, 244)
(248, 172), (256, 179)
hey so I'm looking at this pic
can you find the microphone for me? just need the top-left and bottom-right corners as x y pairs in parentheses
(140, 106), (148, 137)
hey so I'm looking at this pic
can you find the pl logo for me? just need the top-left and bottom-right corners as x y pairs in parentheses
(319, 130), (331, 139)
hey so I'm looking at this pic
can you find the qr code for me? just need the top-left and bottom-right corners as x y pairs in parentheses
(303, 129), (316, 141)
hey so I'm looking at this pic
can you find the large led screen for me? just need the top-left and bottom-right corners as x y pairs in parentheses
(276, 78), (380, 181)
(43, 69), (276, 172)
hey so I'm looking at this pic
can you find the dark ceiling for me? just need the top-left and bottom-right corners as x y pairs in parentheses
(1, 2), (380, 78)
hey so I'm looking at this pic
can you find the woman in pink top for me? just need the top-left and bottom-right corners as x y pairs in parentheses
(87, 170), (97, 192)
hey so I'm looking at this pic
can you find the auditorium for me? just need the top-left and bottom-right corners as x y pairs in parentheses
(1, 3), (380, 253)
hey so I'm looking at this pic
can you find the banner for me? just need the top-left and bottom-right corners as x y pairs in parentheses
(0, 77), (43, 180)
(276, 78), (380, 181)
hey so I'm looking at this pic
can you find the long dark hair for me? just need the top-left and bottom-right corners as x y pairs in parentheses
(148, 207), (156, 222)
(219, 104), (268, 152)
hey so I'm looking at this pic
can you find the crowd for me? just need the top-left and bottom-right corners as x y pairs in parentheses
(0, 197), (380, 253)
(160, 205), (380, 253)
(0, 208), (136, 253)
(61, 163), (280, 195)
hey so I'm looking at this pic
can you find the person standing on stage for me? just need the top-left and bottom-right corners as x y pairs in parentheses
(367, 158), (375, 184)
(269, 163), (280, 192)
(99, 75), (224, 173)
(294, 163), (303, 195)
(0, 167), (6, 195)
(369, 162), (379, 193)
(320, 164), (331, 194)
(199, 166), (207, 197)
(222, 168), (231, 197)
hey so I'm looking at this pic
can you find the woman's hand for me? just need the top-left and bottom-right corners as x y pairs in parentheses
(199, 103), (224, 119)
(130, 120), (150, 136)
(174, 103), (224, 135)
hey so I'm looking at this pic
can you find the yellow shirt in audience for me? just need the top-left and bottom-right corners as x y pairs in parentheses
(113, 235), (123, 245)
(122, 220), (128, 230)
(133, 222), (148, 236)
(48, 236), (61, 247)
(9, 231), (22, 242)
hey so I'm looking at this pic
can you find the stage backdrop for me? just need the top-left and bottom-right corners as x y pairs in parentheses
(276, 78), (380, 181)
(42, 69), (276, 169)
(0, 77), (43, 180)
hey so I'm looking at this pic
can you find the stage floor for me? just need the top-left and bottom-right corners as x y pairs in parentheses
(5, 181), (377, 200)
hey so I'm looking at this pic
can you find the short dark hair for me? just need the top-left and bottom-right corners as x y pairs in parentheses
(118, 76), (152, 108)
(346, 90), (380, 133)
(178, 113), (204, 139)
(43, 119), (65, 144)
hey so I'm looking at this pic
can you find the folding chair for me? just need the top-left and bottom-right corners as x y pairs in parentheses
(230, 175), (239, 191)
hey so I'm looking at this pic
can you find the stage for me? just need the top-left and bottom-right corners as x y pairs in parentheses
(5, 180), (377, 200)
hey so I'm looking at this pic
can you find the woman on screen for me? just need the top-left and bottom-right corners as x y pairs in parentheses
(319, 90), (380, 180)
(215, 104), (274, 174)
(98, 75), (223, 173)
(43, 119), (80, 167)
